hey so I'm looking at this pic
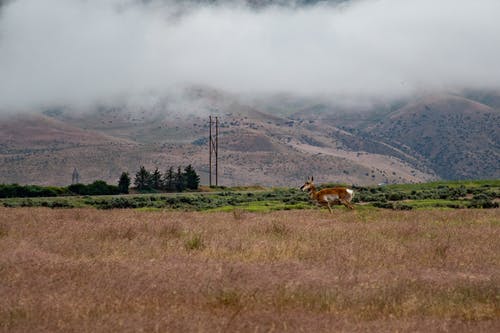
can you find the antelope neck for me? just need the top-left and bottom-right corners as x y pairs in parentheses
(307, 184), (317, 198)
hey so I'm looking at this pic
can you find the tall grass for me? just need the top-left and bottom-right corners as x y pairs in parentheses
(0, 207), (499, 332)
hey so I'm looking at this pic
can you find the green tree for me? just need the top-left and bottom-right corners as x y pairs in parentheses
(162, 167), (175, 192)
(87, 180), (119, 195)
(175, 166), (186, 192)
(134, 166), (151, 191)
(118, 172), (131, 194)
(183, 164), (200, 190)
(150, 168), (162, 190)
(67, 183), (87, 195)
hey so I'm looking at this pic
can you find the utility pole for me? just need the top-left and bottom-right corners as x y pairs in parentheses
(209, 116), (219, 187)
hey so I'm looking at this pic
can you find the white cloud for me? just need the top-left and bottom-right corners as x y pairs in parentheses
(1, 0), (499, 111)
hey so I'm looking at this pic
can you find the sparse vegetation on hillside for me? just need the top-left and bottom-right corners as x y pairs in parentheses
(368, 96), (500, 180)
(7, 92), (499, 186)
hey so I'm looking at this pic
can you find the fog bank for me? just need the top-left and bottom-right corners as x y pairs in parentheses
(1, 0), (499, 111)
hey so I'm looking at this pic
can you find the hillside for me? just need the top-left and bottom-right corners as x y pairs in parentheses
(0, 90), (498, 186)
(289, 94), (500, 180)
(367, 95), (500, 180)
(0, 114), (141, 185)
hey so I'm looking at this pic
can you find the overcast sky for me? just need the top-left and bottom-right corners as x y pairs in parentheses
(1, 0), (500, 111)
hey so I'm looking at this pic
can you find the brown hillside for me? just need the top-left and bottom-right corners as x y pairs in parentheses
(0, 101), (434, 186)
(368, 95), (500, 179)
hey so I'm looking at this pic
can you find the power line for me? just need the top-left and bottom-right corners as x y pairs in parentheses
(209, 116), (219, 187)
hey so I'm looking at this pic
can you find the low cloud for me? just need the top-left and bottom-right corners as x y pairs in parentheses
(1, 0), (499, 111)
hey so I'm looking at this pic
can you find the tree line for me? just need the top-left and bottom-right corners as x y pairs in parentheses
(118, 165), (200, 194)
(0, 165), (201, 198)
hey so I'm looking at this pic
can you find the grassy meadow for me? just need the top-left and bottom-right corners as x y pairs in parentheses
(1, 206), (499, 332)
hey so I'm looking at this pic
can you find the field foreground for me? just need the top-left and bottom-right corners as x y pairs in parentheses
(1, 208), (499, 332)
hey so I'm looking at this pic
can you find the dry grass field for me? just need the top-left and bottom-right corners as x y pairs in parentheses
(1, 207), (499, 332)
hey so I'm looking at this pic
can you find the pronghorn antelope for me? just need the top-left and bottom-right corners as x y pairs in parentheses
(300, 176), (355, 212)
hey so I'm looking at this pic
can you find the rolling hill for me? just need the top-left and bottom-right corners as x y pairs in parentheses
(0, 90), (498, 186)
(366, 95), (500, 180)
(289, 94), (500, 181)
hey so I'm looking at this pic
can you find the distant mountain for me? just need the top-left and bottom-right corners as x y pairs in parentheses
(367, 95), (500, 180)
(290, 93), (500, 180)
(463, 90), (500, 110)
(0, 90), (498, 186)
(0, 114), (140, 185)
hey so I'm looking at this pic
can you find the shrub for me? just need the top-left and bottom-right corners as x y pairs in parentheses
(68, 181), (119, 196)
(372, 202), (394, 209)
(0, 184), (67, 198)
(438, 187), (452, 199)
(68, 183), (87, 195)
(86, 181), (120, 195)
(393, 203), (413, 210)
(184, 233), (205, 251)
(469, 193), (498, 209)
(387, 192), (405, 201)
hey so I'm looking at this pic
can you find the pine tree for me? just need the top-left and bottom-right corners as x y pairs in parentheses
(134, 166), (151, 191)
(118, 172), (131, 194)
(183, 164), (200, 190)
(175, 166), (186, 192)
(162, 167), (175, 192)
(150, 168), (162, 190)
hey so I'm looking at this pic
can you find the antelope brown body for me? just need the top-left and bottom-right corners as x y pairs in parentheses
(300, 176), (355, 213)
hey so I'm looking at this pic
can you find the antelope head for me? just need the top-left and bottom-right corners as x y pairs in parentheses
(300, 176), (315, 192)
